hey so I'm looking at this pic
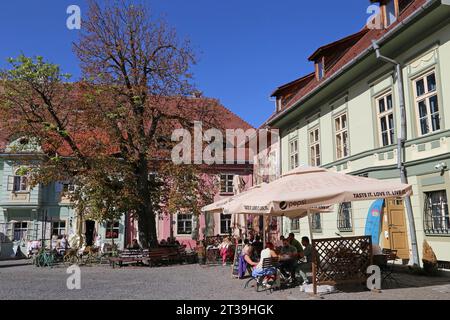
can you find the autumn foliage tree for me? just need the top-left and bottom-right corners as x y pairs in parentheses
(0, 0), (222, 248)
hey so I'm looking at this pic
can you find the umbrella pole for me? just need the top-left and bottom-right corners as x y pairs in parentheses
(307, 210), (317, 295)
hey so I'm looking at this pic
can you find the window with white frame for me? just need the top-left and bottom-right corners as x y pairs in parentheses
(424, 190), (449, 235)
(7, 170), (29, 193)
(290, 218), (300, 232)
(334, 113), (349, 160)
(52, 221), (66, 236)
(289, 139), (299, 170)
(220, 174), (234, 194)
(220, 214), (232, 234)
(13, 222), (28, 241)
(177, 213), (193, 235)
(311, 213), (322, 233)
(105, 221), (120, 239)
(414, 71), (440, 136)
(337, 202), (353, 232)
(309, 128), (321, 166)
(376, 92), (395, 147)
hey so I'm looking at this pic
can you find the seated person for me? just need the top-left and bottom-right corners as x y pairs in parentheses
(252, 242), (279, 286)
(127, 239), (141, 250)
(288, 233), (304, 257)
(238, 244), (258, 279)
(275, 236), (285, 252)
(279, 238), (298, 281)
(252, 235), (264, 258)
(297, 236), (313, 284)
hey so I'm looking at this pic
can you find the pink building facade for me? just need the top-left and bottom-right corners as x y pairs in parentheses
(155, 166), (253, 249)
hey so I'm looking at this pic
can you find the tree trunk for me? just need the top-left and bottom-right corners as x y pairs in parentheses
(135, 156), (158, 249)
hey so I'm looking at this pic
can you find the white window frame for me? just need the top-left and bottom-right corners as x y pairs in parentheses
(220, 213), (232, 235)
(413, 70), (440, 137)
(311, 213), (322, 233)
(52, 221), (67, 236)
(220, 174), (234, 194)
(337, 202), (353, 232)
(13, 221), (29, 241)
(308, 127), (321, 167)
(290, 218), (300, 232)
(177, 213), (193, 235)
(7, 170), (29, 193)
(376, 91), (395, 147)
(334, 113), (349, 160)
(105, 221), (120, 239)
(289, 139), (299, 170)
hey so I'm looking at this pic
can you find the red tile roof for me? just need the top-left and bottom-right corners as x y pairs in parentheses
(267, 0), (428, 125)
(0, 92), (253, 156)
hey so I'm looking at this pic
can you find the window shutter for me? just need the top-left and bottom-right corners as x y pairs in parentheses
(7, 176), (14, 191)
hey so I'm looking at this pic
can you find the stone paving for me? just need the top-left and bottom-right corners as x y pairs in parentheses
(0, 260), (450, 300)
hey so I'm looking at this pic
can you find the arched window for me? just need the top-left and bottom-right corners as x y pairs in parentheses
(7, 169), (29, 192)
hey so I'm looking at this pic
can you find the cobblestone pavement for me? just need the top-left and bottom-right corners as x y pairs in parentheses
(1, 260), (450, 300)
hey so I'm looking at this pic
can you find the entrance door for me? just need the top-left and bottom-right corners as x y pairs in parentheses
(85, 220), (95, 246)
(385, 198), (410, 259)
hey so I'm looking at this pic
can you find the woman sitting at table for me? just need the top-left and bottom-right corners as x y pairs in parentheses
(238, 243), (258, 279)
(251, 242), (279, 287)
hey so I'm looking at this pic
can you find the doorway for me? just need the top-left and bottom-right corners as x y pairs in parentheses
(85, 220), (95, 246)
(382, 198), (410, 260)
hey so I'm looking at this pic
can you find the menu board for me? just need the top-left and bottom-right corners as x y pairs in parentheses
(231, 243), (244, 278)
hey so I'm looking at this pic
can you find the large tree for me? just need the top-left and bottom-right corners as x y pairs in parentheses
(0, 0), (222, 248)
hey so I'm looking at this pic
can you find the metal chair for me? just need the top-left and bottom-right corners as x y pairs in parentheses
(379, 248), (400, 288)
(244, 258), (279, 293)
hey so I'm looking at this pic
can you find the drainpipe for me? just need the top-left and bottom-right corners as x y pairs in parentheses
(372, 40), (420, 267)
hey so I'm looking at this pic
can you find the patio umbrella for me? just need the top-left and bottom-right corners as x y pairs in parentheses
(201, 183), (268, 214)
(232, 175), (247, 238)
(223, 166), (412, 218)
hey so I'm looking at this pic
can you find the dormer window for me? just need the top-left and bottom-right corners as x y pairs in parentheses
(371, 0), (401, 28)
(276, 98), (282, 112)
(315, 58), (325, 81)
(385, 0), (397, 27)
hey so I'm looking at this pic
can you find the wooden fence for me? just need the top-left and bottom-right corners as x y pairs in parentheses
(312, 236), (373, 294)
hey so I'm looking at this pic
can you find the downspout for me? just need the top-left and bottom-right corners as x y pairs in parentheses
(372, 40), (420, 267)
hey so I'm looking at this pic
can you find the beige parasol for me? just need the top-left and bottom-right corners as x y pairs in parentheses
(223, 166), (412, 217)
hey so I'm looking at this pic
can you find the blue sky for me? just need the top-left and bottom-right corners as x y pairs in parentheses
(0, 1), (370, 127)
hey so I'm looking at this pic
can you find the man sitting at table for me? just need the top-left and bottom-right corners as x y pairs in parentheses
(279, 238), (298, 282)
(288, 233), (304, 257)
(296, 236), (313, 284)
